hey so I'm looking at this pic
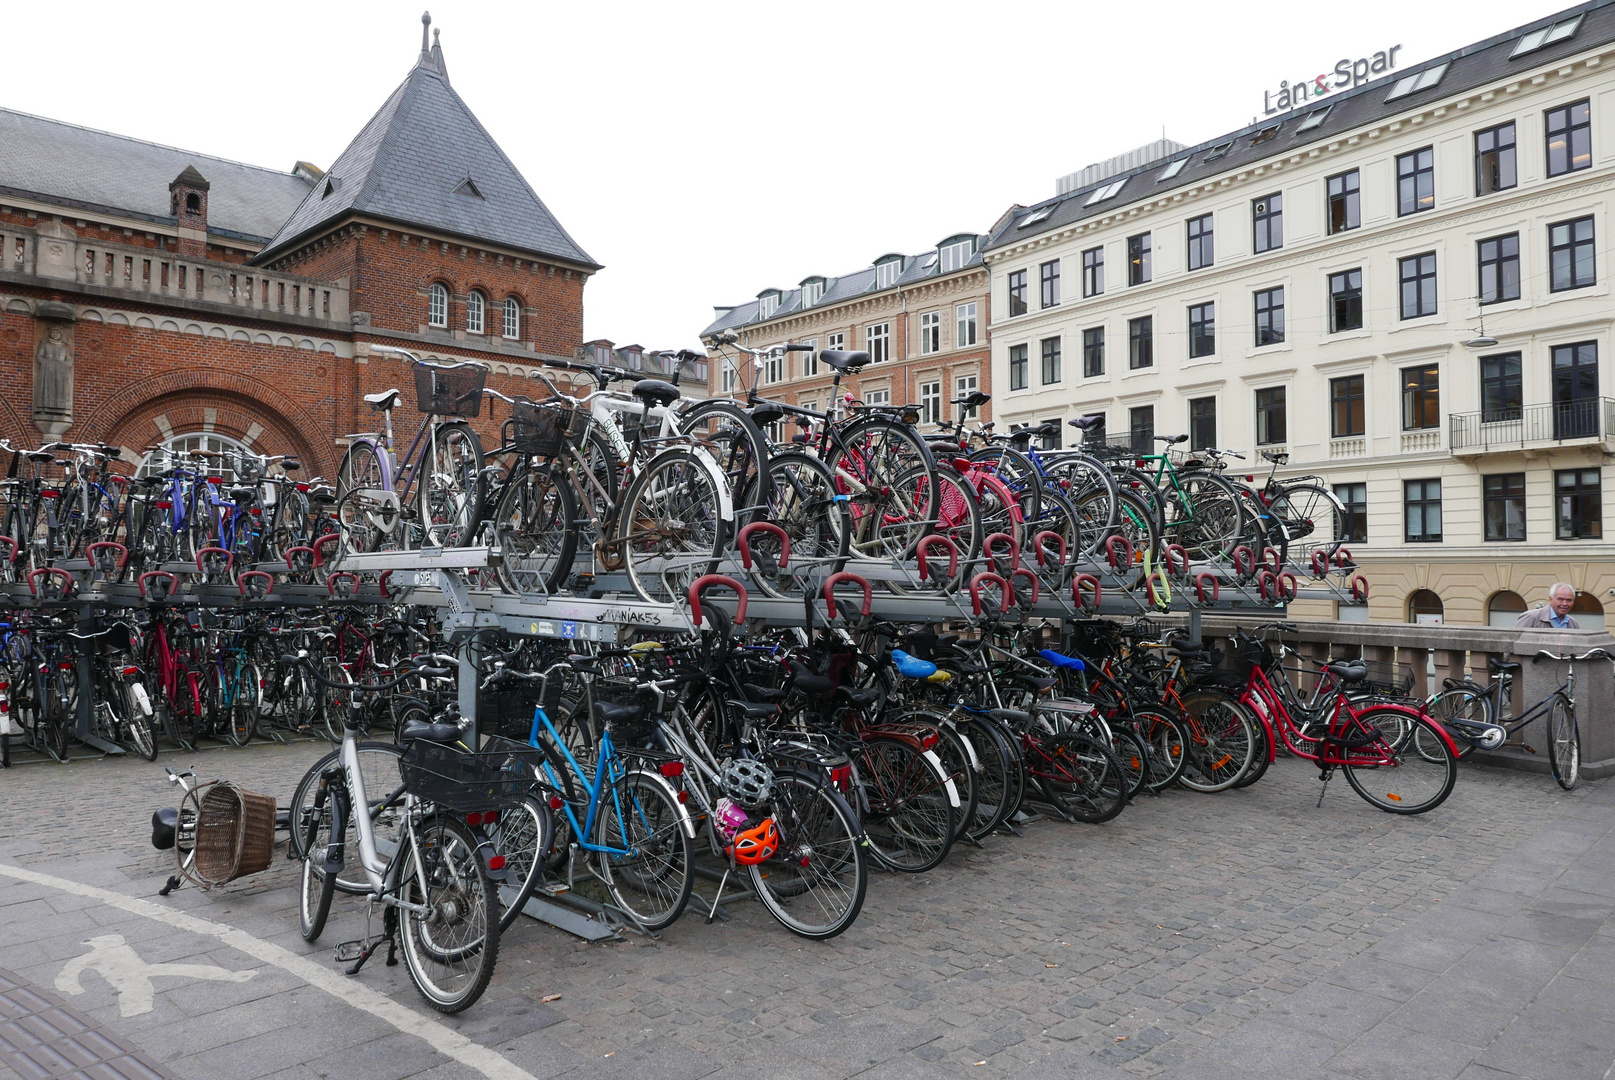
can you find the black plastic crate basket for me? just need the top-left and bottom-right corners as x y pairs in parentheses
(1206, 638), (1273, 688)
(413, 361), (488, 418)
(1352, 659), (1417, 699)
(513, 399), (589, 458)
(399, 735), (544, 811)
(587, 677), (660, 747)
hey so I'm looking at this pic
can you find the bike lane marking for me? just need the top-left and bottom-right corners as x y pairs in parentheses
(0, 861), (541, 1080)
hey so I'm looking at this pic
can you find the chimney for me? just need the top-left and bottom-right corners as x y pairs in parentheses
(169, 166), (211, 258)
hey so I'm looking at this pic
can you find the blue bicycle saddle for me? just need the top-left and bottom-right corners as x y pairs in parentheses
(1038, 648), (1086, 672)
(891, 648), (939, 679)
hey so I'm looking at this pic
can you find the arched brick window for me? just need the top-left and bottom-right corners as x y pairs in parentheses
(503, 297), (520, 340)
(428, 283), (448, 328)
(467, 290), (486, 335)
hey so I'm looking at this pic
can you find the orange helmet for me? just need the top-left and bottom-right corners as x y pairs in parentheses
(728, 817), (779, 865)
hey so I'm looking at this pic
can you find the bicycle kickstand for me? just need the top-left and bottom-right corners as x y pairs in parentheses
(158, 874), (184, 896)
(1315, 766), (1334, 808)
(705, 867), (730, 925)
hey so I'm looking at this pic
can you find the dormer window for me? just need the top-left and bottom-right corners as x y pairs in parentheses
(874, 258), (903, 289)
(1512, 13), (1582, 58)
(801, 278), (825, 307)
(1386, 63), (1448, 102)
(1084, 178), (1127, 206)
(1250, 123), (1281, 146)
(939, 237), (974, 273)
(758, 291), (781, 318)
(428, 283), (448, 328)
(467, 290), (486, 334)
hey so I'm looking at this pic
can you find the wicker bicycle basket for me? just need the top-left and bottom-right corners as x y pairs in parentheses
(513, 399), (590, 458)
(399, 736), (546, 812)
(182, 781), (277, 890)
(413, 361), (488, 418)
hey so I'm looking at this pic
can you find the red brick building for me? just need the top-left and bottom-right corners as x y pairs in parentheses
(0, 16), (598, 476)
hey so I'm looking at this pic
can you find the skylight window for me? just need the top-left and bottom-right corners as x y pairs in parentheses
(1018, 205), (1056, 229)
(1513, 13), (1582, 57)
(1084, 178), (1128, 206)
(1157, 158), (1188, 181)
(1385, 62), (1449, 102)
(1251, 123), (1282, 145)
(1204, 140), (1234, 162)
(1295, 105), (1333, 133)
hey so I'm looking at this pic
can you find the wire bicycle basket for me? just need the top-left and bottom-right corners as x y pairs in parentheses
(399, 735), (546, 811)
(413, 361), (489, 418)
(512, 399), (590, 458)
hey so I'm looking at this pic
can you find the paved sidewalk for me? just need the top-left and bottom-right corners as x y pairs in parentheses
(0, 741), (1609, 1079)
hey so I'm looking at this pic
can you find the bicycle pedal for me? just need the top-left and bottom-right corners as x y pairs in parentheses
(542, 883), (570, 895)
(333, 939), (367, 964)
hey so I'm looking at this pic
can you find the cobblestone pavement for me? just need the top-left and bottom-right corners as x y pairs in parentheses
(0, 738), (1607, 1080)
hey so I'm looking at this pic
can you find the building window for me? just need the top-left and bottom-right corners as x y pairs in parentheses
(939, 239), (973, 273)
(956, 303), (978, 347)
(865, 322), (889, 363)
(1405, 479), (1443, 542)
(428, 283), (448, 327)
(1478, 234), (1521, 304)
(1396, 147), (1435, 216)
(1475, 122), (1517, 195)
(1082, 327), (1104, 378)
(1252, 193), (1283, 253)
(1040, 259), (1061, 308)
(758, 292), (780, 319)
(1402, 365), (1440, 430)
(920, 310), (941, 355)
(1327, 170), (1360, 234)
(1481, 353), (1523, 422)
(1188, 397), (1217, 451)
(762, 351), (782, 385)
(920, 381), (942, 426)
(875, 259), (902, 289)
(1556, 468), (1602, 539)
(1552, 342), (1599, 439)
(1187, 214), (1214, 271)
(1128, 316), (1153, 369)
(1128, 233), (1151, 285)
(502, 297), (520, 339)
(954, 374), (979, 416)
(1187, 302), (1215, 358)
(1546, 100), (1592, 177)
(864, 388), (890, 406)
(1129, 405), (1154, 453)
(1331, 375), (1365, 438)
(801, 279), (824, 307)
(827, 331), (845, 353)
(1081, 247), (1104, 297)
(1008, 344), (1028, 391)
(1549, 216), (1596, 292)
(1008, 270), (1028, 317)
(801, 338), (819, 377)
(1038, 419), (1064, 450)
(1484, 473), (1526, 542)
(466, 290), (486, 334)
(721, 364), (737, 394)
(1332, 483), (1367, 544)
(1255, 387), (1287, 446)
(1399, 252), (1438, 319)
(1040, 337), (1062, 384)
(1253, 287), (1285, 347)
(1329, 269), (1363, 332)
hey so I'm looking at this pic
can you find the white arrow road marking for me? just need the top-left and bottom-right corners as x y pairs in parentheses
(56, 933), (256, 1016)
(0, 863), (540, 1080)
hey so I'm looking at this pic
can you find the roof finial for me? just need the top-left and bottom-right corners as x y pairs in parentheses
(420, 11), (431, 55)
(430, 25), (448, 82)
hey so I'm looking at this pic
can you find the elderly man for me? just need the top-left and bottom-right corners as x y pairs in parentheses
(1515, 583), (1580, 629)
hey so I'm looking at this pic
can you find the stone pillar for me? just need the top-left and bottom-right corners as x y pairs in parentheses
(1512, 629), (1615, 771)
(31, 301), (76, 439)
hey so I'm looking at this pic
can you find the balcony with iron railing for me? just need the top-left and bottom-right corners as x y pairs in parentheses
(1449, 398), (1615, 456)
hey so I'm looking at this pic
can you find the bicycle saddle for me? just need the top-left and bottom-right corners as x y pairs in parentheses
(593, 701), (644, 726)
(631, 379), (680, 408)
(399, 720), (463, 743)
(1038, 649), (1086, 672)
(1326, 661), (1367, 682)
(1487, 656), (1522, 672)
(819, 350), (869, 372)
(727, 699), (778, 719)
(891, 649), (938, 680)
(363, 388), (400, 411)
(837, 685), (882, 707)
(742, 683), (788, 704)
(750, 403), (786, 425)
(785, 660), (835, 696)
(1011, 674), (1057, 691)
(951, 390), (991, 408)
(1069, 415), (1104, 431)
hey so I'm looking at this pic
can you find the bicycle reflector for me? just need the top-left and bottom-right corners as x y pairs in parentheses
(728, 818), (779, 865)
(487, 855), (506, 871)
(830, 765), (852, 790)
(659, 761), (685, 778)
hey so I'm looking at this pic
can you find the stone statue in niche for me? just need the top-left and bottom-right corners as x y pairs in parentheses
(33, 321), (74, 437)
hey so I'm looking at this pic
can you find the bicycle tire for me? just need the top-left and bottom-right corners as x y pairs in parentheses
(417, 421), (485, 549)
(1175, 692), (1256, 793)
(825, 416), (939, 562)
(1547, 693), (1580, 790)
(1267, 483), (1350, 564)
(594, 770), (694, 932)
(968, 446), (1043, 522)
(492, 465), (578, 597)
(958, 716), (1016, 840)
(677, 398), (774, 520)
(1232, 707), (1274, 789)
(748, 768), (867, 940)
(298, 794), (337, 942)
(226, 665), (258, 747)
(858, 736), (956, 873)
(1424, 686), (1483, 761)
(932, 723), (979, 844)
(1340, 709), (1458, 815)
(1035, 731), (1127, 824)
(1135, 709), (1189, 792)
(887, 464), (980, 595)
(748, 451), (848, 600)
(617, 449), (727, 605)
(398, 813), (499, 1013)
(286, 742), (407, 892)
(492, 796), (554, 934)
(1109, 725), (1150, 800)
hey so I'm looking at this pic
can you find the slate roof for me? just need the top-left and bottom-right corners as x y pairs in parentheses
(254, 50), (597, 270)
(701, 238), (985, 338)
(985, 0), (1615, 252)
(0, 108), (312, 243)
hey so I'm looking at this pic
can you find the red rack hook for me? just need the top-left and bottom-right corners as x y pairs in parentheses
(85, 541), (128, 574)
(1031, 530), (1067, 568)
(969, 571), (1012, 616)
(737, 521), (791, 570)
(1260, 547), (1282, 575)
(1350, 575), (1368, 601)
(688, 574), (748, 627)
(237, 571), (274, 598)
(983, 532), (1020, 573)
(1163, 544), (1190, 577)
(1310, 550), (1328, 579)
(1072, 573), (1102, 612)
(326, 571), (359, 598)
(195, 547), (233, 576)
(1231, 546), (1256, 577)
(1010, 567), (1040, 606)
(916, 534), (960, 582)
(138, 571), (177, 602)
(312, 533), (340, 567)
(1194, 572), (1220, 603)
(823, 571), (873, 620)
(1105, 535), (1134, 570)
(27, 567), (74, 599)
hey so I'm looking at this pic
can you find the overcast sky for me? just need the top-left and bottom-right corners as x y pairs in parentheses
(6, 1), (1579, 348)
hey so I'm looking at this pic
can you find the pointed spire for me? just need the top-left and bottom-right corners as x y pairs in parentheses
(420, 11), (432, 61)
(430, 27), (448, 83)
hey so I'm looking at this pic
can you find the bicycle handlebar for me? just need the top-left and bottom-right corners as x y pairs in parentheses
(278, 652), (446, 690)
(1533, 648), (1615, 663)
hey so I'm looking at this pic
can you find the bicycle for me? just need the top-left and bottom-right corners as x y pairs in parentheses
(1426, 648), (1611, 790)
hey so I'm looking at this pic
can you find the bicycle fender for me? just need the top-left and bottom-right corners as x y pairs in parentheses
(1365, 703), (1460, 756)
(323, 784), (349, 874)
(627, 768), (697, 839)
(676, 445), (736, 523)
(920, 749), (962, 809)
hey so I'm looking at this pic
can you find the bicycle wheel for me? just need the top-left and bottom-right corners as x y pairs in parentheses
(286, 742), (406, 891)
(749, 451), (847, 600)
(958, 717), (1016, 840)
(826, 417), (938, 562)
(297, 792), (337, 942)
(1175, 693), (1256, 793)
(1547, 693), (1579, 790)
(887, 465), (980, 595)
(491, 796), (554, 934)
(1267, 483), (1350, 565)
(678, 398), (773, 518)
(858, 736), (956, 873)
(397, 813), (499, 1013)
(1341, 710), (1458, 815)
(748, 768), (867, 940)
(226, 666), (258, 746)
(492, 466), (578, 596)
(1165, 474), (1245, 562)
(318, 657), (352, 742)
(1136, 709), (1188, 792)
(930, 724), (979, 845)
(1109, 726), (1150, 800)
(123, 680), (159, 761)
(594, 770), (694, 932)
(1036, 732), (1127, 824)
(618, 449), (727, 605)
(1424, 686), (1483, 761)
(1232, 708), (1274, 789)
